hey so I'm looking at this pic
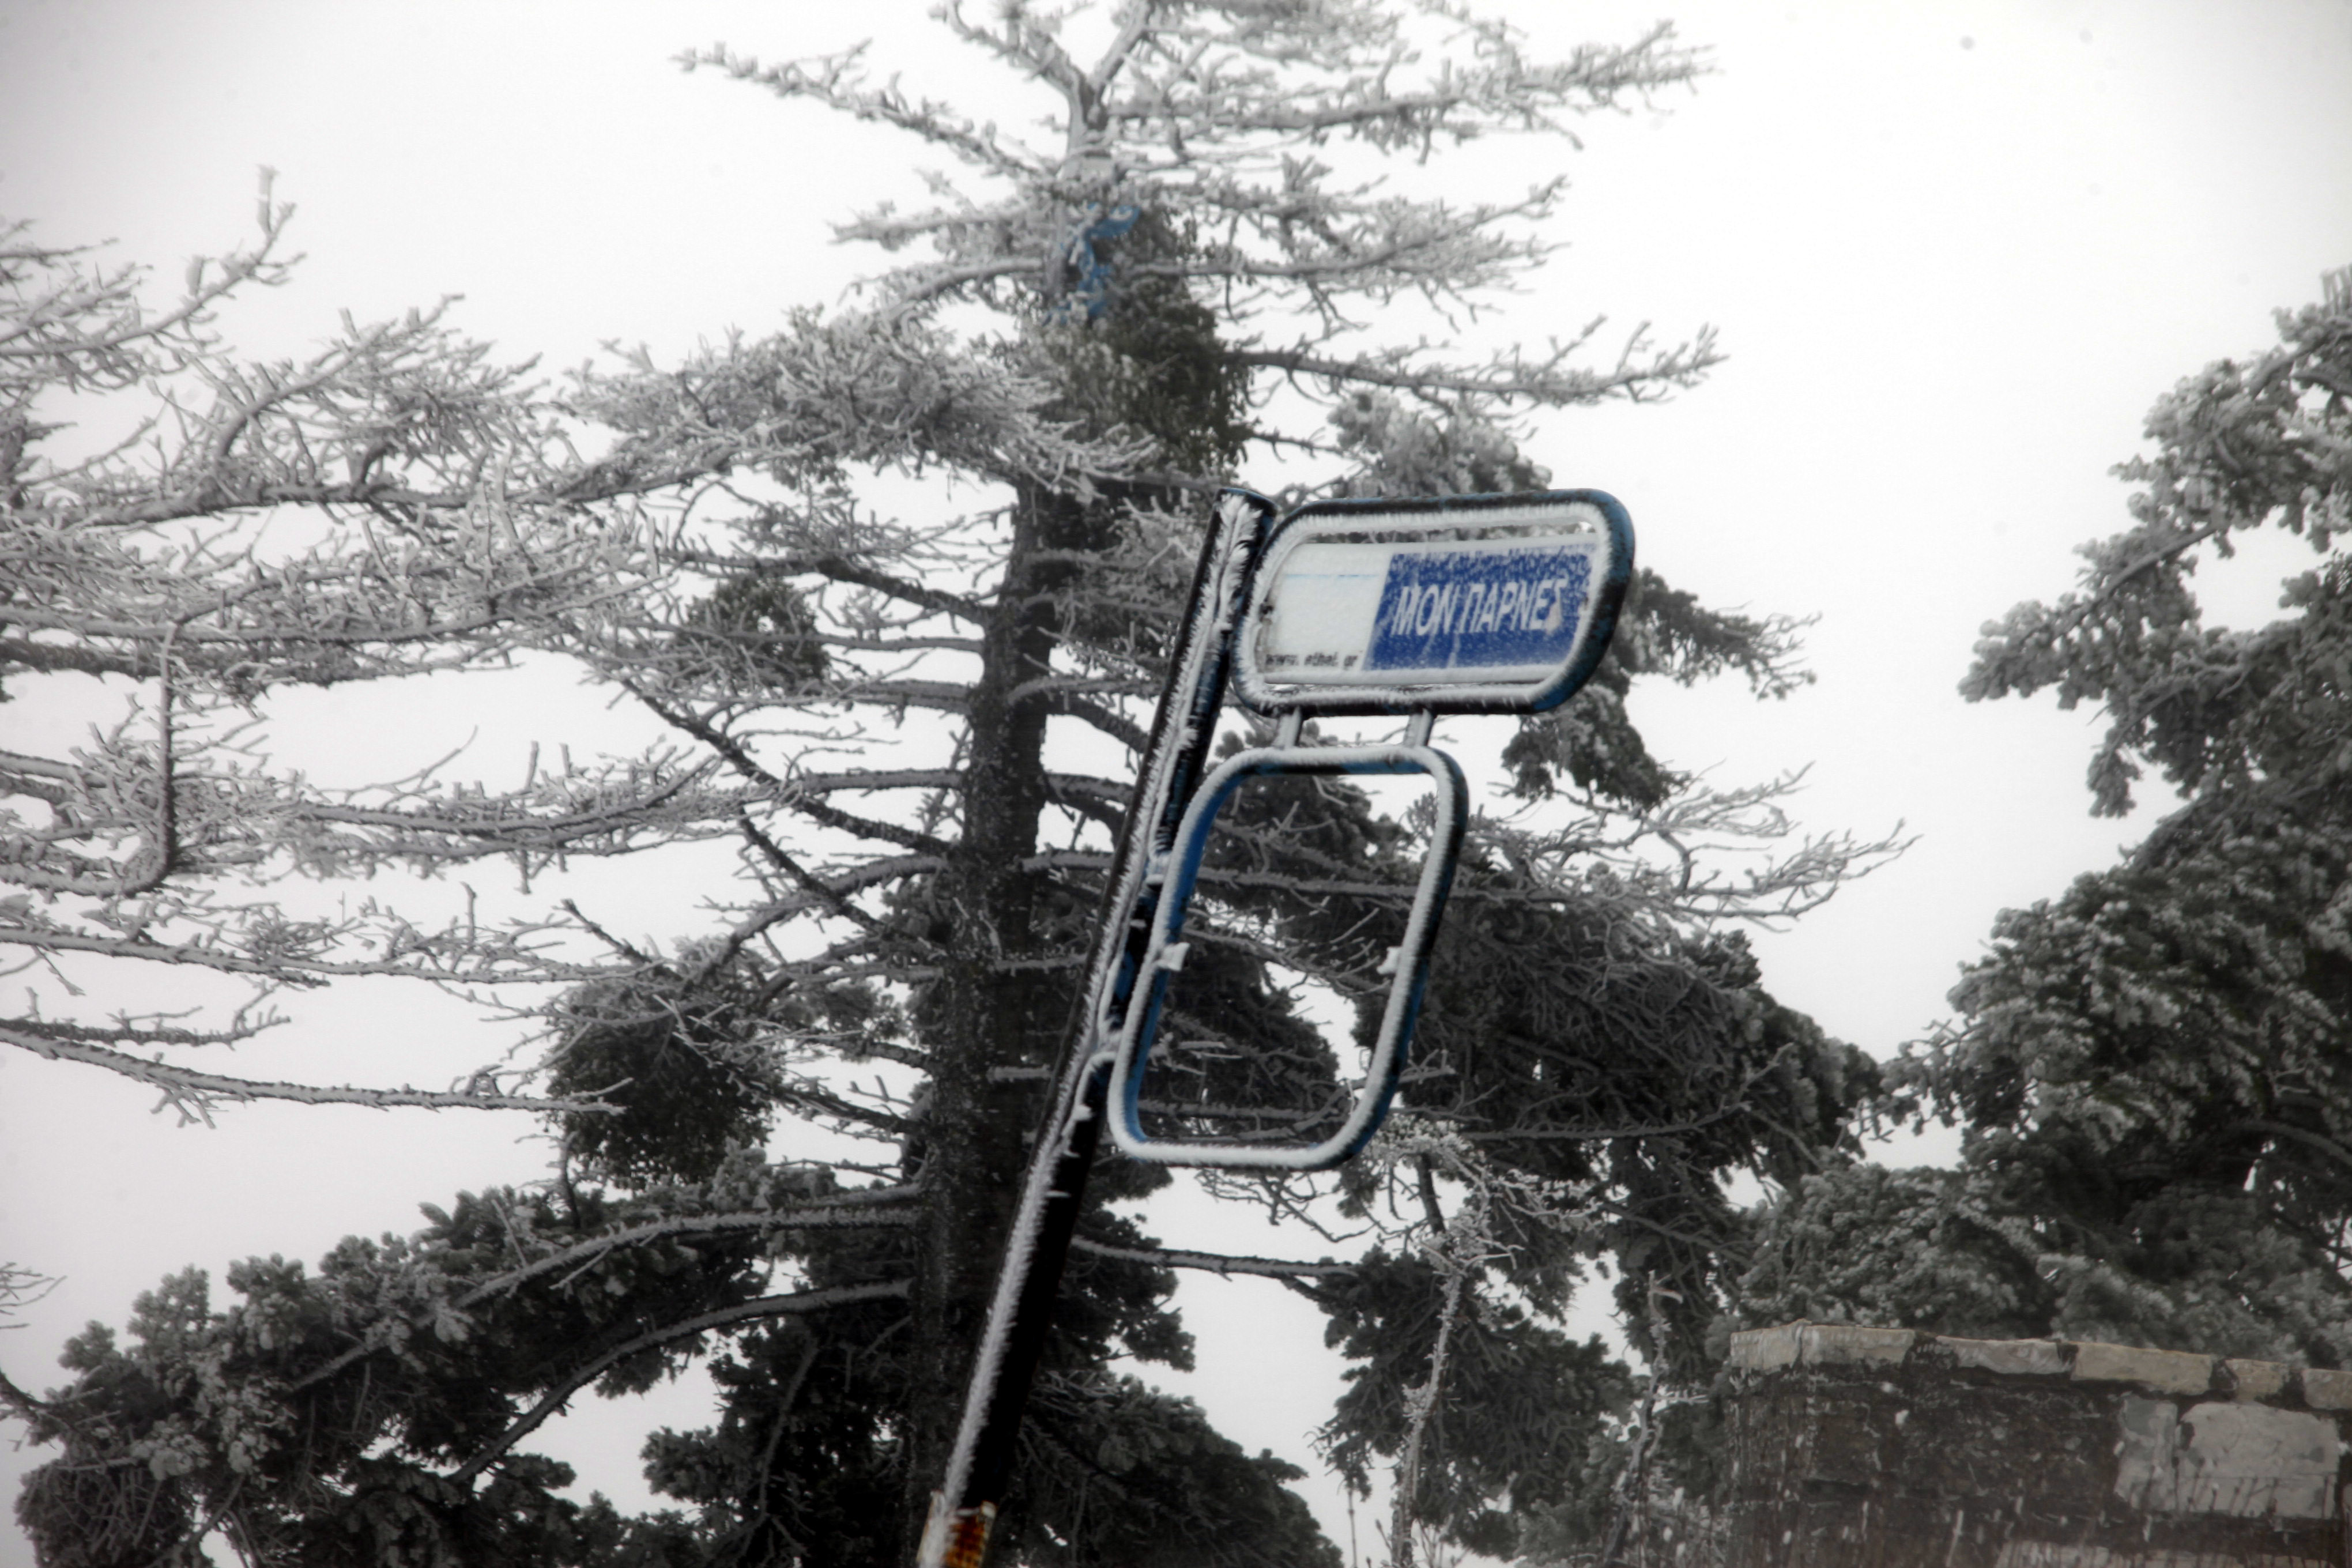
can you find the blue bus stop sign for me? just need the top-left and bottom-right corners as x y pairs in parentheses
(1233, 489), (1633, 716)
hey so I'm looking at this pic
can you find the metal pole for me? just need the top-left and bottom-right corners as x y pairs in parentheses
(917, 487), (1276, 1568)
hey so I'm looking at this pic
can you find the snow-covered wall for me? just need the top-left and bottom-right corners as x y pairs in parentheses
(1722, 1322), (2349, 1567)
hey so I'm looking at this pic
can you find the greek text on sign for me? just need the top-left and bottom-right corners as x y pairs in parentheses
(1235, 491), (1633, 716)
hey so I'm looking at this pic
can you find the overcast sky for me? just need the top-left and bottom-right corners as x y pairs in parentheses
(5, 1), (2351, 1561)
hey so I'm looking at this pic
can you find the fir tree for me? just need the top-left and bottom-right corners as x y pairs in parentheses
(5, 5), (1888, 1562)
(1744, 269), (2352, 1367)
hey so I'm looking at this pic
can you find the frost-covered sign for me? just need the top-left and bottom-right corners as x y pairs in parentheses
(1234, 489), (1633, 714)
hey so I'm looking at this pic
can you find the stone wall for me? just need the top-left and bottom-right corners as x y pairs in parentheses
(1721, 1322), (2350, 1568)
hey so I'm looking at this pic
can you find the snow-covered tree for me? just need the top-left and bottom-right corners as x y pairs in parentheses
(5, 5), (1887, 1563)
(1743, 267), (2352, 1366)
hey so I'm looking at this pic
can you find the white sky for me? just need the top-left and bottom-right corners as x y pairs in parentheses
(3, 1), (2351, 1562)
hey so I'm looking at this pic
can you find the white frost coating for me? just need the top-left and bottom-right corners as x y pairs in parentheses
(1105, 741), (1465, 1171)
(921, 492), (1269, 1565)
(2114, 1398), (2339, 1519)
(1248, 541), (1393, 669)
(1943, 1336), (2070, 1377)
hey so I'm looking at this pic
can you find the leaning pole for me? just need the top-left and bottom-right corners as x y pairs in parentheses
(918, 484), (1634, 1568)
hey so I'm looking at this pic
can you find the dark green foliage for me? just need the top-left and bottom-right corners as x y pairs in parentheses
(1737, 1163), (2058, 1342)
(1506, 1432), (1638, 1568)
(566, 1501), (715, 1568)
(636, 1308), (915, 1566)
(1503, 570), (1813, 811)
(551, 955), (905, 1192)
(1322, 394), (1815, 814)
(1036, 210), (1253, 477)
(9, 1152), (1313, 1566)
(1320, 1252), (1636, 1557)
(1810, 811), (2352, 1362)
(1164, 720), (1874, 1559)
(679, 576), (831, 694)
(14, 1348), (197, 1567)
(1128, 937), (1351, 1152)
(552, 955), (909, 1192)
(1028, 210), (1260, 692)
(1012, 1378), (1342, 1568)
(7, 9), (1857, 1562)
(549, 957), (781, 1189)
(1129, 752), (1411, 1148)
(1330, 391), (1552, 500)
(621, 1156), (1280, 1568)
(13, 1182), (777, 1568)
(1405, 889), (1876, 1377)
(7, 272), (1855, 1568)
(1964, 280), (2352, 816)
(1749, 273), (2352, 1366)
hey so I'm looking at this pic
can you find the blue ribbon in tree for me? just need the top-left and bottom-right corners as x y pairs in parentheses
(1058, 203), (1141, 321)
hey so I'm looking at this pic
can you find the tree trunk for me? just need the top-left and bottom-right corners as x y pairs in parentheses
(902, 480), (1102, 1553)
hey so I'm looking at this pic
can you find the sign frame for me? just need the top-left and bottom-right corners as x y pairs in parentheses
(1231, 489), (1634, 718)
(1104, 741), (1468, 1171)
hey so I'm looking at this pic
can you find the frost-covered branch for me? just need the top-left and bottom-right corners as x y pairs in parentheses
(1069, 1237), (1356, 1280)
(0, 1020), (607, 1122)
(446, 1278), (913, 1486)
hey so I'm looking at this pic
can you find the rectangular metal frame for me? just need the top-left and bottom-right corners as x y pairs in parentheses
(1103, 743), (1467, 1171)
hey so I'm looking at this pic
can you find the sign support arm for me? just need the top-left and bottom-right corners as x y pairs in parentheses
(916, 488), (1275, 1568)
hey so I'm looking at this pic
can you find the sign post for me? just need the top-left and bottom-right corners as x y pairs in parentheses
(917, 487), (1631, 1568)
(917, 488), (1276, 1568)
